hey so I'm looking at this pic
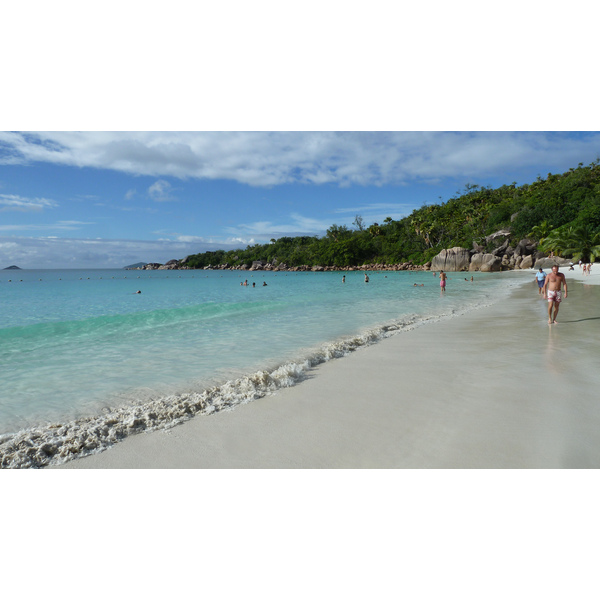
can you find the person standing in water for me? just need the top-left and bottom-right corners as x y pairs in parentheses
(543, 265), (567, 324)
(439, 270), (447, 292)
(364, 273), (369, 283)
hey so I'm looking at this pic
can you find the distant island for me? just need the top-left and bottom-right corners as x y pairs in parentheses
(123, 262), (148, 270)
(3, 265), (21, 270)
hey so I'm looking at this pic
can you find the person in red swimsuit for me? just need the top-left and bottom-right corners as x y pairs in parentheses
(439, 270), (447, 292)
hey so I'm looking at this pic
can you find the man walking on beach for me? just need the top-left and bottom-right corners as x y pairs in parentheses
(542, 265), (567, 324)
(535, 268), (547, 296)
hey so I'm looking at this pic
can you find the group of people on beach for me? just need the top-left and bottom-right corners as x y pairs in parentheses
(534, 265), (568, 324)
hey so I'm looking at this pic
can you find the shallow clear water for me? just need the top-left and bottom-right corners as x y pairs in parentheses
(0, 267), (526, 466)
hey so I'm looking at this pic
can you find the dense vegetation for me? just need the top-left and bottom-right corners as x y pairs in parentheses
(184, 160), (600, 269)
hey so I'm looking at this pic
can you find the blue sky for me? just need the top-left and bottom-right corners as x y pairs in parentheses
(1, 131), (599, 269)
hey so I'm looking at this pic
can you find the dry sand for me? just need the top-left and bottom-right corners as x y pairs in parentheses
(57, 267), (600, 469)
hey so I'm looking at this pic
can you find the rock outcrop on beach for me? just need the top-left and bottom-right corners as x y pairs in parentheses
(429, 231), (563, 272)
(469, 253), (500, 272)
(534, 257), (572, 269)
(430, 247), (472, 272)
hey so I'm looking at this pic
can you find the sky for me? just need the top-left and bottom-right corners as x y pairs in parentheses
(1, 131), (599, 269)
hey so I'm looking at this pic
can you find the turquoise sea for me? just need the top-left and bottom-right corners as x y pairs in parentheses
(0, 267), (526, 467)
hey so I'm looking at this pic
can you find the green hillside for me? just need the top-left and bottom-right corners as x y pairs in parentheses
(184, 159), (600, 269)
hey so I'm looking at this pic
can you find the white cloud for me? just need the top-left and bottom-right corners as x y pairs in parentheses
(58, 220), (95, 226)
(225, 236), (255, 246)
(0, 193), (57, 211)
(174, 235), (208, 243)
(225, 212), (334, 241)
(1, 132), (598, 188)
(0, 222), (90, 232)
(148, 179), (174, 201)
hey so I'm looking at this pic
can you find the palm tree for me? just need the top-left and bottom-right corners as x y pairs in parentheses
(561, 224), (600, 262)
(540, 226), (572, 257)
(368, 223), (381, 237)
(528, 220), (553, 245)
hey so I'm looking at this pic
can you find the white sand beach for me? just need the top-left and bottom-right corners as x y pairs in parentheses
(57, 266), (600, 469)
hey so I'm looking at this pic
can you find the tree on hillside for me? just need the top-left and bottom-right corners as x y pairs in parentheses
(560, 224), (600, 262)
(326, 224), (351, 242)
(368, 223), (381, 237)
(540, 226), (572, 257)
(528, 220), (554, 244)
(353, 215), (365, 231)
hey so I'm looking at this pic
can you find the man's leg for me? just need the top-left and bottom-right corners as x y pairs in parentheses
(553, 301), (560, 323)
(548, 300), (554, 324)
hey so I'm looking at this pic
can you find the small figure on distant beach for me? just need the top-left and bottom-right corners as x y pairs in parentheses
(582, 264), (587, 276)
(543, 265), (567, 324)
(439, 270), (447, 292)
(535, 267), (547, 296)
(364, 273), (369, 283)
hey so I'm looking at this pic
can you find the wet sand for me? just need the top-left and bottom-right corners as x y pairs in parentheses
(58, 271), (600, 469)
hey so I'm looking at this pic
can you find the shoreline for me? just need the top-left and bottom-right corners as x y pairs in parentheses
(57, 268), (600, 468)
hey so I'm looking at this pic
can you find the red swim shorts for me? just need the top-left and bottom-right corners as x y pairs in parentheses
(547, 290), (562, 303)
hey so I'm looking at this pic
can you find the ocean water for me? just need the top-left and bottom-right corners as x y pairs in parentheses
(0, 267), (526, 467)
